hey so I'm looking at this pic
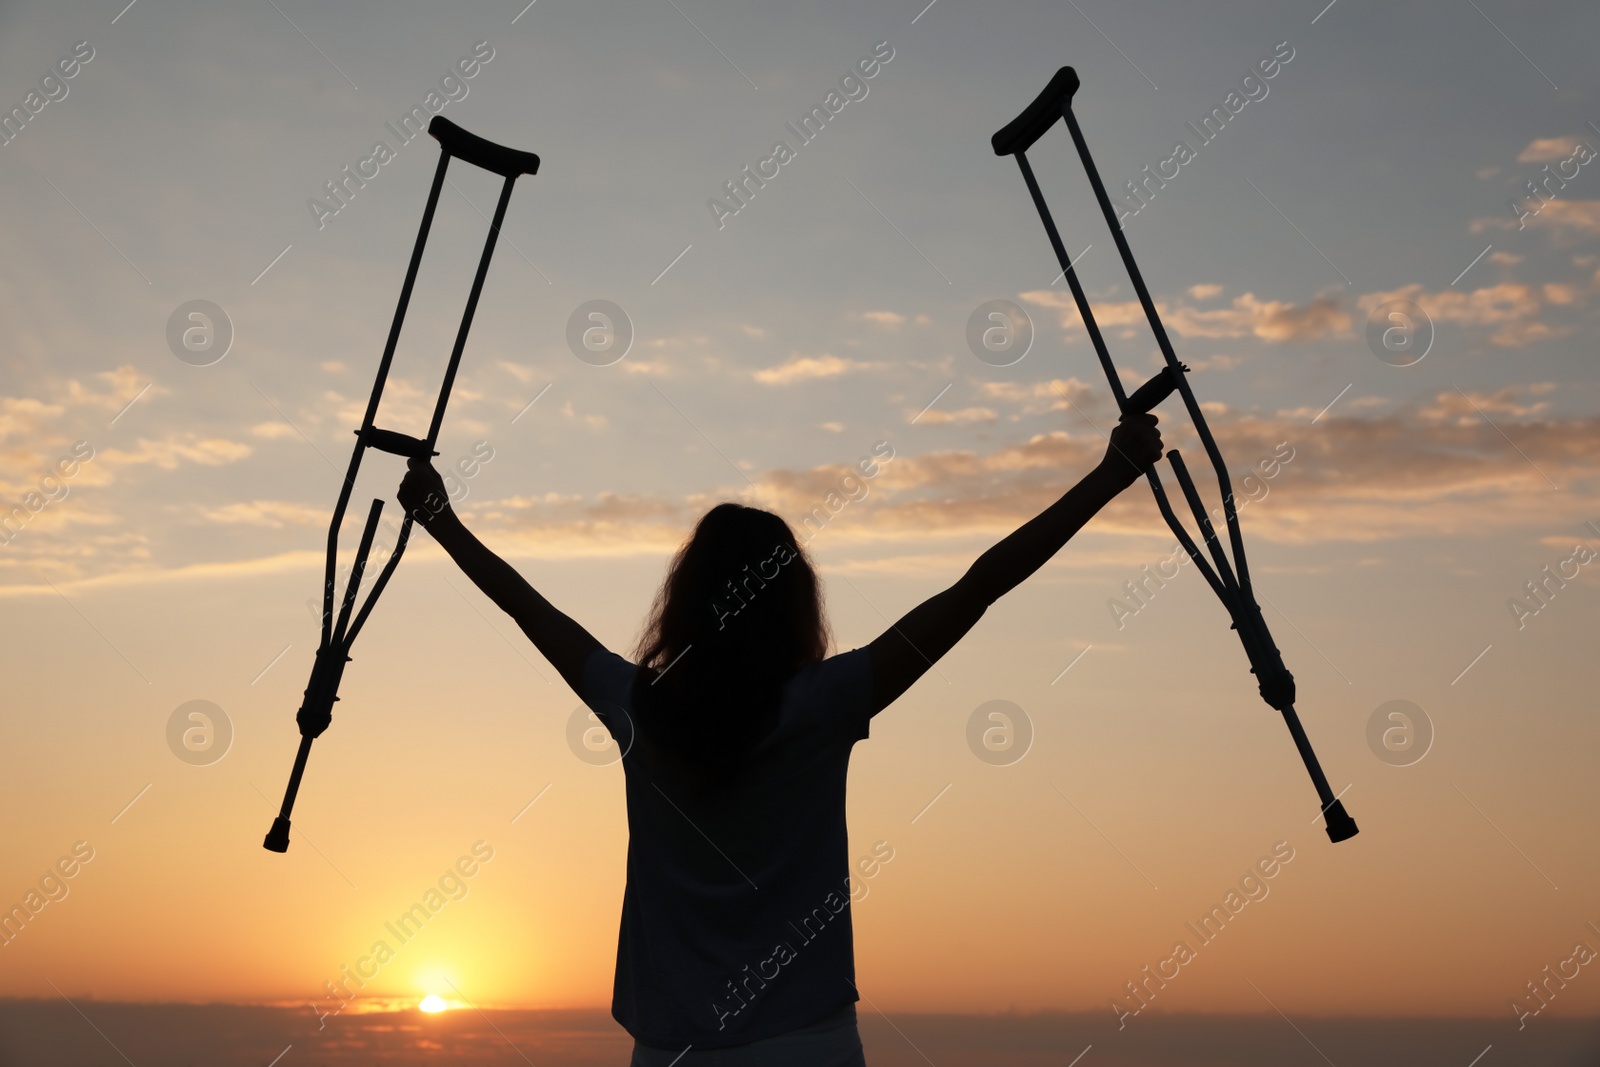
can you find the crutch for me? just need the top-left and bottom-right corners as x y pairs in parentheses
(993, 68), (1358, 843)
(263, 117), (540, 853)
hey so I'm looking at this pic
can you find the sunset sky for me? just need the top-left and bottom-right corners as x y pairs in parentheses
(2, 0), (1599, 1045)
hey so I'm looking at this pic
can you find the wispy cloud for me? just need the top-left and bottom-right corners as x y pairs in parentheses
(197, 500), (330, 527)
(97, 435), (253, 471)
(1020, 288), (1351, 342)
(859, 310), (906, 328)
(913, 406), (997, 425)
(1472, 199), (1600, 241)
(1356, 282), (1566, 346)
(1516, 136), (1591, 162)
(753, 352), (864, 384)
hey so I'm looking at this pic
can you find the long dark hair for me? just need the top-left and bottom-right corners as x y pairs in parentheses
(632, 503), (830, 772)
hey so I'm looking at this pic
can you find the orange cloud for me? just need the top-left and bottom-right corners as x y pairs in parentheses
(1170, 293), (1350, 342)
(1472, 199), (1600, 241)
(860, 310), (906, 328)
(198, 500), (330, 527)
(753, 353), (861, 384)
(973, 377), (1103, 420)
(1356, 282), (1563, 346)
(0, 366), (158, 451)
(1516, 136), (1591, 162)
(1416, 384), (1556, 424)
(97, 435), (253, 471)
(1020, 289), (1350, 342)
(9, 386), (1597, 591)
(914, 407), (997, 426)
(249, 422), (300, 440)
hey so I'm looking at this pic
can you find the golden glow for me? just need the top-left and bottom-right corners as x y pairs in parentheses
(418, 994), (448, 1014)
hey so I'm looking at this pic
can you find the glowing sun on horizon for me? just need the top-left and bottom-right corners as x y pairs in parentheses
(418, 994), (449, 1014)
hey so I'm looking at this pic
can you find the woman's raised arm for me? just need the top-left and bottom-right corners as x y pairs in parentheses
(865, 414), (1162, 714)
(399, 457), (602, 694)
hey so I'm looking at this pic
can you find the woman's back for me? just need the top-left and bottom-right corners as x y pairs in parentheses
(583, 644), (874, 1050)
(399, 420), (1160, 1060)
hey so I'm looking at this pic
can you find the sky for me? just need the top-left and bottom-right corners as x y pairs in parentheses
(1, 0), (1599, 1047)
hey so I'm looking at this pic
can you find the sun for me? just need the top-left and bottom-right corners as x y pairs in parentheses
(418, 994), (449, 1014)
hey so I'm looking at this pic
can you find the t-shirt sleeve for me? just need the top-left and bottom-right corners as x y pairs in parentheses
(809, 646), (875, 743)
(581, 647), (638, 727)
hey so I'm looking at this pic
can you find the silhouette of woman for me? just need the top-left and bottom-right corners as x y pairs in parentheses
(397, 413), (1162, 1065)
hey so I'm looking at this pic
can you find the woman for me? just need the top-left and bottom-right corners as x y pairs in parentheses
(397, 412), (1162, 1065)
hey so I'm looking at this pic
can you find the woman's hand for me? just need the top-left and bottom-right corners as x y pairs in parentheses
(1098, 412), (1163, 491)
(398, 456), (454, 528)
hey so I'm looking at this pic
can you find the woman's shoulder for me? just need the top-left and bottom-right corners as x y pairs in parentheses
(582, 646), (639, 710)
(783, 646), (873, 713)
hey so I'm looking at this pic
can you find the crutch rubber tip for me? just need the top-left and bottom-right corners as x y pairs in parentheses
(263, 817), (292, 853)
(1322, 800), (1358, 843)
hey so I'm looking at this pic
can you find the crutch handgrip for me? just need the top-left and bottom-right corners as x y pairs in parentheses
(429, 116), (540, 177)
(991, 66), (1079, 157)
(1125, 363), (1190, 416)
(360, 426), (439, 459)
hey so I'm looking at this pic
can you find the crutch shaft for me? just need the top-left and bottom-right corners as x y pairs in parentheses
(1145, 468), (1233, 606)
(1281, 703), (1357, 841)
(426, 174), (518, 447)
(1058, 103), (1256, 599)
(332, 498), (385, 644)
(340, 173), (518, 645)
(1012, 150), (1235, 607)
(1011, 150), (1236, 606)
(263, 735), (314, 852)
(1013, 151), (1128, 410)
(318, 151), (452, 652)
(1167, 450), (1239, 596)
(343, 511), (414, 644)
